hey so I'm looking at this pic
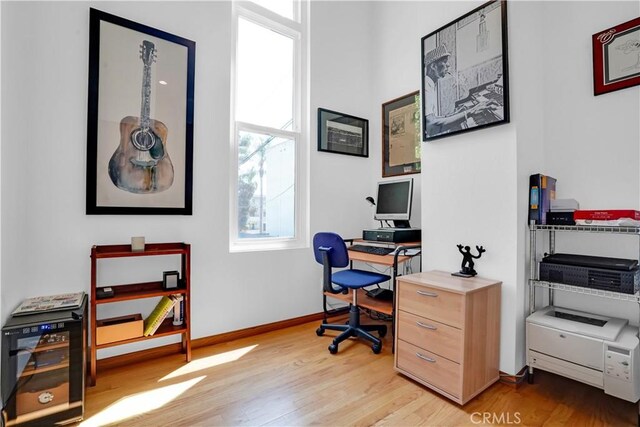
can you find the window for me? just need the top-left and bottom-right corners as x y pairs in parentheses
(231, 1), (309, 252)
(252, 0), (295, 21)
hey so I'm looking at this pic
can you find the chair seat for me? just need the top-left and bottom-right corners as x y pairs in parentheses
(332, 269), (390, 289)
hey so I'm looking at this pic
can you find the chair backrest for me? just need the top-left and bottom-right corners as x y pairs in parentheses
(313, 232), (349, 268)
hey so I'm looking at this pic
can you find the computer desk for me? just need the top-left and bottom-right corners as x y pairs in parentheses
(322, 239), (421, 350)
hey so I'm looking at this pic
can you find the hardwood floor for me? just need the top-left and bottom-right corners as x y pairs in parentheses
(79, 318), (637, 426)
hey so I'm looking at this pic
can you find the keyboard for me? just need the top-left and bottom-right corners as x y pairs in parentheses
(348, 244), (394, 256)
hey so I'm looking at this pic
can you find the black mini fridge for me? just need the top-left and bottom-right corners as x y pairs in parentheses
(1, 295), (87, 426)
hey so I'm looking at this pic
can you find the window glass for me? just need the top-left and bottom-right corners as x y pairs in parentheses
(238, 131), (295, 239)
(236, 18), (294, 130)
(252, 0), (295, 20)
(232, 0), (307, 251)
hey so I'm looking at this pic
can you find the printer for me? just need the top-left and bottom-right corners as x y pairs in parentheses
(527, 306), (640, 402)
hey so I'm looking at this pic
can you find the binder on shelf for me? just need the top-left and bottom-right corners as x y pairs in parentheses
(529, 174), (556, 225)
(143, 295), (178, 336)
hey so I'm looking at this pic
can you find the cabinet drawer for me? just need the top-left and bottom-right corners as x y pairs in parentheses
(527, 323), (603, 371)
(397, 310), (462, 363)
(397, 339), (461, 398)
(398, 281), (463, 328)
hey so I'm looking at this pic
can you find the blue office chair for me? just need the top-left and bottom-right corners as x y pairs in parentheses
(313, 232), (389, 354)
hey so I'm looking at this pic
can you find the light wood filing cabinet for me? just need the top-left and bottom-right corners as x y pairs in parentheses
(394, 270), (501, 405)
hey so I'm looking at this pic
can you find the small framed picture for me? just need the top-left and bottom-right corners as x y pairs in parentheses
(162, 271), (180, 290)
(592, 16), (640, 96)
(382, 91), (421, 177)
(317, 108), (368, 157)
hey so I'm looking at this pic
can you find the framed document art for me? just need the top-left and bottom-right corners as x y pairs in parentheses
(86, 9), (195, 214)
(317, 108), (368, 157)
(382, 91), (421, 177)
(421, 0), (509, 141)
(593, 16), (640, 96)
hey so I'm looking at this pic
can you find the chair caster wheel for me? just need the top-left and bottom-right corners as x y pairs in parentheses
(372, 343), (382, 354)
(379, 326), (387, 338)
(316, 327), (324, 336)
(328, 344), (338, 354)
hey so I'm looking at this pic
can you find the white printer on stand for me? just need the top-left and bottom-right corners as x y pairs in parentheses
(527, 306), (640, 402)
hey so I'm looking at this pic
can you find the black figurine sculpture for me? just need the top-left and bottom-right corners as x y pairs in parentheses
(452, 244), (486, 278)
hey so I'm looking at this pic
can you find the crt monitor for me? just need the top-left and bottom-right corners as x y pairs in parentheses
(374, 178), (413, 228)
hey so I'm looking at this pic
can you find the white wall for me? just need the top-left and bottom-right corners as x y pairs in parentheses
(510, 0), (546, 376)
(311, 1), (379, 234)
(1, 1), (378, 358)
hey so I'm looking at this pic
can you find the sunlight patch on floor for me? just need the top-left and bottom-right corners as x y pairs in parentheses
(160, 344), (258, 381)
(79, 376), (205, 427)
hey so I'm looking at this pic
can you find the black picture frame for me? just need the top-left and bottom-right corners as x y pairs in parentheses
(162, 270), (180, 290)
(421, 0), (509, 142)
(317, 108), (368, 157)
(382, 91), (421, 177)
(86, 8), (195, 215)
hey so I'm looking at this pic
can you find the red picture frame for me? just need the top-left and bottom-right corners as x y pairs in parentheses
(592, 16), (640, 96)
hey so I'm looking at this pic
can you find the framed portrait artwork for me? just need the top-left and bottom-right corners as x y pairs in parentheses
(86, 9), (195, 215)
(593, 16), (640, 96)
(317, 108), (368, 157)
(421, 0), (509, 141)
(382, 91), (421, 177)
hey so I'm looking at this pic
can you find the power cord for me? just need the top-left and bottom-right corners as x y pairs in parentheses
(368, 310), (392, 322)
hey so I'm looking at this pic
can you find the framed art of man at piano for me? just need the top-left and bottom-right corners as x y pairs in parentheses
(421, 0), (509, 141)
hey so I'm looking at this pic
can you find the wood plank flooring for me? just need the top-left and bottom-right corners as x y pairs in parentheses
(79, 318), (637, 426)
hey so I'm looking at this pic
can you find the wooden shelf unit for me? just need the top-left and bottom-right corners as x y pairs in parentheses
(89, 242), (191, 386)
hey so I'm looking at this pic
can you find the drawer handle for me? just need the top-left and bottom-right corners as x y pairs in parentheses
(416, 352), (436, 363)
(416, 321), (437, 330)
(417, 290), (438, 297)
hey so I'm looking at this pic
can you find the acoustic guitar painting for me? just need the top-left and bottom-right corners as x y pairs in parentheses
(108, 40), (174, 193)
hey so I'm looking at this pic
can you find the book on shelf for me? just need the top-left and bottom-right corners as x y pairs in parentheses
(143, 295), (178, 336)
(528, 174), (556, 225)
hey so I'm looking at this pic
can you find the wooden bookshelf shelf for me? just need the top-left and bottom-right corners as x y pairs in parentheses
(95, 281), (187, 304)
(95, 318), (187, 349)
(93, 242), (189, 259)
(89, 242), (191, 386)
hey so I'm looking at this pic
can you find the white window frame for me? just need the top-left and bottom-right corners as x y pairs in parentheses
(230, 0), (309, 252)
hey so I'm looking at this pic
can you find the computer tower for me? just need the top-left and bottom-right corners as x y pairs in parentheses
(1, 296), (87, 426)
(362, 228), (421, 243)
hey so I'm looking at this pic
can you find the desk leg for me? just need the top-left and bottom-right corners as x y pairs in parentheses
(391, 258), (400, 354)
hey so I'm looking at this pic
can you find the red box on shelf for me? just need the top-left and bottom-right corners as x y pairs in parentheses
(573, 210), (640, 221)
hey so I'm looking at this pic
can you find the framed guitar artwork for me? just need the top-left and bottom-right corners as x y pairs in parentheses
(86, 9), (195, 215)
